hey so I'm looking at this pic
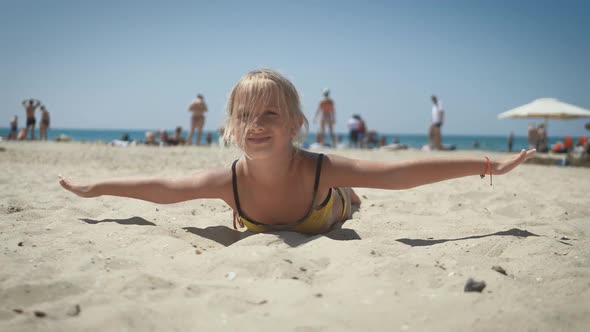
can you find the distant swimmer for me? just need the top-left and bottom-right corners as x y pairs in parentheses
(315, 89), (336, 147)
(22, 98), (41, 140)
(187, 94), (208, 145)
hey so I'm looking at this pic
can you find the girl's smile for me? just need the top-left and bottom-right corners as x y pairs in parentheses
(247, 135), (272, 145)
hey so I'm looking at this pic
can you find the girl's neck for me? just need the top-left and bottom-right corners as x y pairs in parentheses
(243, 147), (298, 183)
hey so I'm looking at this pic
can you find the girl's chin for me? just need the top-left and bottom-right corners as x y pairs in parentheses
(243, 148), (275, 160)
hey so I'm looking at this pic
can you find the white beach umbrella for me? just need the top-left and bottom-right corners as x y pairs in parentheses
(498, 98), (590, 121)
(498, 98), (590, 137)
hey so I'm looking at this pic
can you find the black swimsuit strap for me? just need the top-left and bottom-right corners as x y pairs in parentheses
(231, 159), (243, 216)
(310, 154), (324, 207)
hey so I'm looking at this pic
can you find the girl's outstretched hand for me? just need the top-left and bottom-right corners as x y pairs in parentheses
(491, 149), (536, 175)
(59, 175), (94, 198)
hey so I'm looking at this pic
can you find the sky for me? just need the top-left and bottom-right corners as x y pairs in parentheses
(1, 0), (589, 137)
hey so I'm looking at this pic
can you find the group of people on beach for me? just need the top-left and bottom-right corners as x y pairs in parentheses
(143, 127), (214, 147)
(6, 98), (50, 141)
(311, 89), (434, 150)
(527, 123), (548, 152)
(8, 86), (444, 152)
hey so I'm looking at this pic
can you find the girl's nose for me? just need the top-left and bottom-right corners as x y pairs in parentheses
(248, 118), (264, 133)
(252, 116), (267, 129)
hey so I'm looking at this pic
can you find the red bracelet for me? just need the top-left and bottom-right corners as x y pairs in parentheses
(480, 156), (492, 186)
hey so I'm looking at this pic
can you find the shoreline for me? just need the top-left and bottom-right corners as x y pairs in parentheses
(1, 140), (588, 168)
(1, 127), (584, 153)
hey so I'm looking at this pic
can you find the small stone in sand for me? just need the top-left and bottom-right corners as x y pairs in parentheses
(464, 278), (486, 292)
(34, 311), (46, 318)
(18, 242), (23, 247)
(195, 249), (202, 255)
(13, 308), (23, 314)
(491, 265), (507, 275)
(560, 236), (570, 240)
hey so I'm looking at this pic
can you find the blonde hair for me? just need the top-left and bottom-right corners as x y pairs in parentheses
(223, 69), (309, 148)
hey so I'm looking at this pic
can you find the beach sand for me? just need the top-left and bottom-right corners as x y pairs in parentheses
(1, 142), (589, 331)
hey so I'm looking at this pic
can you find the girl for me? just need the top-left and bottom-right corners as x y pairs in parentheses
(60, 69), (536, 234)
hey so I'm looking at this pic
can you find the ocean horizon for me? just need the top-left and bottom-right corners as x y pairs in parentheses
(0, 127), (576, 152)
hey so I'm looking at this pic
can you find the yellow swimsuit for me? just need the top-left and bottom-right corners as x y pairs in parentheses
(231, 154), (348, 234)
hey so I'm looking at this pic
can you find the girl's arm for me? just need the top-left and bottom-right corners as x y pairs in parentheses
(59, 169), (230, 204)
(322, 149), (536, 190)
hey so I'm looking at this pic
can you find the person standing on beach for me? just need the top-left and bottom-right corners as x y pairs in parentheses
(347, 114), (360, 147)
(22, 98), (41, 140)
(39, 105), (50, 141)
(508, 131), (514, 152)
(429, 95), (444, 150)
(315, 89), (336, 147)
(527, 123), (538, 150)
(537, 124), (548, 152)
(8, 115), (18, 140)
(357, 115), (367, 148)
(187, 94), (208, 145)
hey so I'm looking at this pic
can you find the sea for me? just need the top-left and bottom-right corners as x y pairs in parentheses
(0, 127), (570, 152)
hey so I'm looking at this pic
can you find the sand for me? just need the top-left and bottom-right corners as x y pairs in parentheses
(1, 142), (589, 332)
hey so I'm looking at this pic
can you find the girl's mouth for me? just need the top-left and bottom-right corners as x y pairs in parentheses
(247, 136), (271, 144)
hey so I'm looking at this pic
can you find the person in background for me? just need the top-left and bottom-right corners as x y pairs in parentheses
(537, 124), (548, 152)
(169, 126), (185, 145)
(159, 130), (170, 146)
(8, 115), (18, 140)
(187, 94), (208, 145)
(144, 131), (157, 145)
(347, 114), (360, 148)
(206, 132), (213, 145)
(315, 89), (336, 147)
(39, 105), (50, 141)
(429, 95), (444, 150)
(527, 123), (538, 150)
(22, 98), (41, 140)
(366, 130), (379, 148)
(357, 115), (367, 148)
(508, 131), (514, 152)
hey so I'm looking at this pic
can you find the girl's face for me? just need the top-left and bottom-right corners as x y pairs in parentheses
(235, 95), (295, 160)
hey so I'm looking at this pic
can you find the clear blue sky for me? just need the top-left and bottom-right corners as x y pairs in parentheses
(2, 0), (589, 137)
